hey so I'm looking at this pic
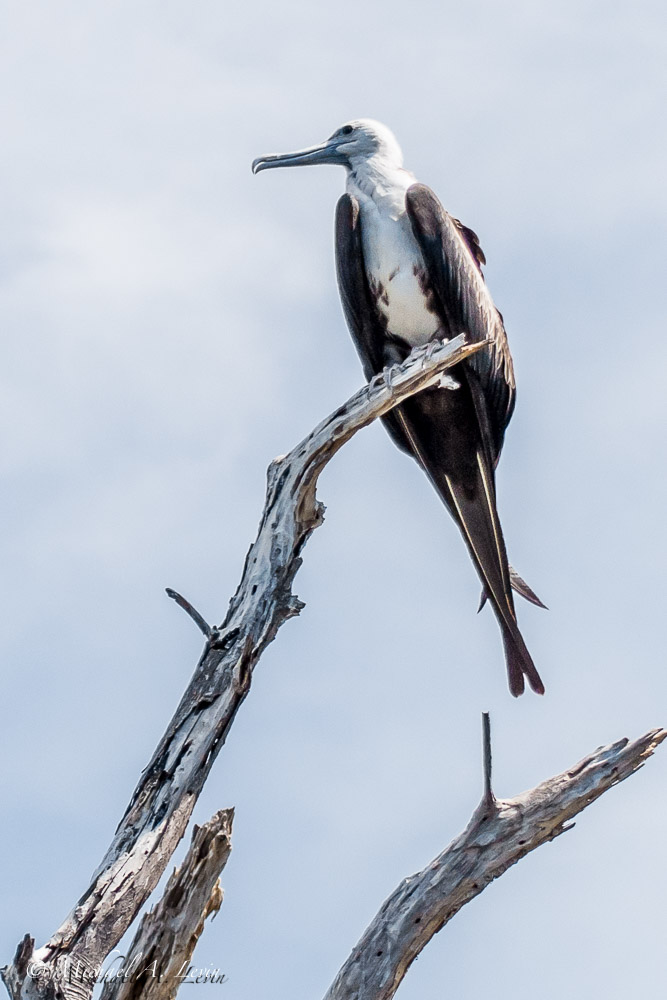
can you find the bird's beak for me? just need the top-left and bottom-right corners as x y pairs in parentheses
(252, 139), (347, 174)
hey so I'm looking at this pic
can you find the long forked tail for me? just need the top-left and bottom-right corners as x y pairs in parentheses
(392, 400), (544, 696)
(478, 565), (548, 613)
(501, 616), (544, 697)
(442, 455), (544, 697)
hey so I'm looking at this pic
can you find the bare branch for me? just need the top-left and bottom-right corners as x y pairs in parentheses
(165, 589), (213, 639)
(481, 711), (493, 807)
(1, 334), (485, 1000)
(323, 727), (667, 1000)
(100, 809), (233, 1000)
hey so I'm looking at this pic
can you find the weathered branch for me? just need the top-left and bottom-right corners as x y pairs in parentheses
(481, 711), (493, 807)
(165, 589), (212, 639)
(324, 726), (667, 1000)
(1, 333), (485, 1000)
(100, 809), (233, 1000)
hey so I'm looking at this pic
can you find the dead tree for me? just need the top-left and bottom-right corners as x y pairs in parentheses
(2, 335), (664, 1000)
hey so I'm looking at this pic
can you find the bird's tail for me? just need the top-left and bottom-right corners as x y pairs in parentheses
(442, 455), (543, 696)
(501, 613), (544, 697)
(393, 404), (544, 696)
(478, 565), (548, 612)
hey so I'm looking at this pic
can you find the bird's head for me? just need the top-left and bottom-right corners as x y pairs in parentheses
(252, 119), (403, 175)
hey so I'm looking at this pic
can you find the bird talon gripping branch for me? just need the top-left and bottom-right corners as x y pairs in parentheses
(383, 363), (401, 391)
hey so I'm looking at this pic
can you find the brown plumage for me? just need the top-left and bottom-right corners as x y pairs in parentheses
(335, 189), (544, 697)
(252, 118), (544, 695)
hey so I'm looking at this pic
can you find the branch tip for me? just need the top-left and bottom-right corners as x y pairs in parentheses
(165, 588), (212, 638)
(482, 712), (493, 805)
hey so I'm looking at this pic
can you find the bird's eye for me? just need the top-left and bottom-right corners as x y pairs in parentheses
(340, 125), (353, 136)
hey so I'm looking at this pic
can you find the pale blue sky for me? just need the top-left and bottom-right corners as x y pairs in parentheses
(1, 2), (666, 998)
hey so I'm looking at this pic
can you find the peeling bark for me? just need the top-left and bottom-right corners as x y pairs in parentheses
(3, 331), (663, 1000)
(324, 725), (667, 1000)
(99, 809), (233, 1000)
(1, 334), (486, 1000)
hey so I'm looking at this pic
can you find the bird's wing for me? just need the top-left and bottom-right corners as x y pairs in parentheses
(334, 193), (413, 454)
(334, 193), (543, 696)
(394, 384), (543, 696)
(405, 183), (515, 466)
(452, 217), (486, 270)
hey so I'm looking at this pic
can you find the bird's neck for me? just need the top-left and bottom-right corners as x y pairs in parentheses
(346, 155), (415, 220)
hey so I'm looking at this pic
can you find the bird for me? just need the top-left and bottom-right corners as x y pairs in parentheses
(252, 119), (544, 696)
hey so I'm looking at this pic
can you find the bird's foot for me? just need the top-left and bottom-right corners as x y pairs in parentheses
(369, 365), (399, 398)
(382, 362), (401, 391)
(429, 330), (450, 348)
(424, 339), (440, 362)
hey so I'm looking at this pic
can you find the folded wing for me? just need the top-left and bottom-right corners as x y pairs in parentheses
(334, 191), (543, 696)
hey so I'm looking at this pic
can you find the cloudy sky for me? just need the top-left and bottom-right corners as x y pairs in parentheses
(1, 1), (666, 997)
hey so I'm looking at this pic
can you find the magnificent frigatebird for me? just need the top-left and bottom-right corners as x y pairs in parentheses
(252, 119), (544, 696)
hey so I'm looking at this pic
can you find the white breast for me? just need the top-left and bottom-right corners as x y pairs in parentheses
(351, 179), (441, 347)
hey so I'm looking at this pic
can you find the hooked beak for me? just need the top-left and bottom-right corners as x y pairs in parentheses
(252, 138), (348, 174)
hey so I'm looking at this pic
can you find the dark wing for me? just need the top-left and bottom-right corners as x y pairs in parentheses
(406, 183), (515, 466)
(334, 193), (413, 455)
(334, 193), (543, 696)
(452, 217), (486, 270)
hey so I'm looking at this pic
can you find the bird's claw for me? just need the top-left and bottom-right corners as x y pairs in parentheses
(425, 339), (439, 361)
(384, 364), (399, 390)
(368, 370), (386, 395)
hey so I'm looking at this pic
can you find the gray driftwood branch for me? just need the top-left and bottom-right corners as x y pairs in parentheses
(324, 722), (667, 1000)
(1, 333), (486, 1000)
(99, 809), (233, 1000)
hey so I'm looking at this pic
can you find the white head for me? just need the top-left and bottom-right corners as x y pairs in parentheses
(252, 119), (404, 175)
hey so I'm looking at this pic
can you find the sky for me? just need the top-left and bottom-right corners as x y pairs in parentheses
(1, 1), (666, 998)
